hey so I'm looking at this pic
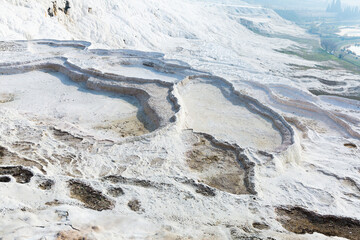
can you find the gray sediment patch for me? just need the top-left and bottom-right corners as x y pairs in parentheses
(309, 89), (360, 102)
(128, 199), (143, 212)
(0, 176), (11, 182)
(107, 186), (124, 197)
(94, 115), (150, 137)
(50, 127), (84, 144)
(277, 206), (360, 240)
(0, 93), (15, 103)
(103, 174), (217, 197)
(103, 175), (164, 189)
(0, 166), (33, 184)
(293, 75), (347, 86)
(344, 142), (357, 148)
(0, 145), (45, 173)
(185, 132), (256, 195)
(56, 230), (90, 240)
(175, 177), (216, 197)
(38, 178), (55, 190)
(68, 179), (114, 211)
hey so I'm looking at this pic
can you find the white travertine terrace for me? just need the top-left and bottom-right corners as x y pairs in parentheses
(0, 39), (359, 240)
(1, 0), (360, 238)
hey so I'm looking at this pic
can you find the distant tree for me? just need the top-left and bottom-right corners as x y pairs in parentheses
(343, 6), (351, 18)
(335, 0), (342, 12)
(321, 38), (337, 52)
(327, 0), (334, 12)
(338, 4), (360, 19)
(354, 6), (360, 17)
(326, 0), (333, 12)
(327, 0), (342, 13)
(326, 0), (360, 19)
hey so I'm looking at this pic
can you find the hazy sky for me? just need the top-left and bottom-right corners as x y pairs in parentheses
(341, 0), (360, 6)
(245, 0), (360, 10)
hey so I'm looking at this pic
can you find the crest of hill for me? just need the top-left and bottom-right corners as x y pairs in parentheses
(0, 0), (305, 52)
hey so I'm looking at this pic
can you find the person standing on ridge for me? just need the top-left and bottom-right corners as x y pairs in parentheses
(52, 1), (58, 16)
(64, 1), (71, 15)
